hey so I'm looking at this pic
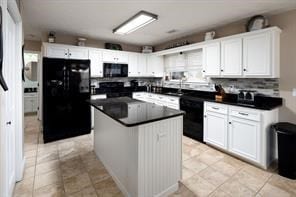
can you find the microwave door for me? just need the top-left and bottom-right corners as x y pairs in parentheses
(0, 6), (8, 91)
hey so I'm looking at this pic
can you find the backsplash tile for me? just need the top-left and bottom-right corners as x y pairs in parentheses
(91, 77), (279, 97)
(163, 78), (280, 96)
(91, 77), (162, 88)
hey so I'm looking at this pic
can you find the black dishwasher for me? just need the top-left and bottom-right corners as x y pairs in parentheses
(180, 96), (204, 142)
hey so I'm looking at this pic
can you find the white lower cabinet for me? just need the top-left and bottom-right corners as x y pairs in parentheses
(91, 94), (107, 128)
(24, 93), (38, 113)
(204, 111), (228, 149)
(204, 102), (278, 169)
(89, 49), (103, 77)
(228, 116), (260, 163)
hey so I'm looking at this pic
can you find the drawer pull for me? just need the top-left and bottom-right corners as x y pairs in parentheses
(239, 112), (249, 116)
(170, 99), (175, 101)
(212, 107), (219, 110)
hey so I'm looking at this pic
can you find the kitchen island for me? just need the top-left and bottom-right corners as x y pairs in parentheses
(89, 97), (184, 197)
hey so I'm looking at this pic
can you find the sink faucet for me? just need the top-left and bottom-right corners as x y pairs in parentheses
(177, 79), (183, 94)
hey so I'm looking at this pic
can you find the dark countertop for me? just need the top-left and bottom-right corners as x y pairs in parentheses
(92, 86), (283, 110)
(144, 89), (282, 110)
(89, 97), (185, 127)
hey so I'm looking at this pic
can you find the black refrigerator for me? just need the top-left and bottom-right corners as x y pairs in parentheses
(43, 57), (91, 143)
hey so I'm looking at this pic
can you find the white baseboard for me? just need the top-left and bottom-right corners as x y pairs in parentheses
(155, 183), (179, 197)
(15, 157), (25, 182)
(94, 152), (131, 197)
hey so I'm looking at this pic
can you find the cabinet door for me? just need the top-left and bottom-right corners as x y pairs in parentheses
(147, 55), (164, 77)
(203, 42), (221, 76)
(102, 50), (115, 62)
(89, 49), (103, 77)
(138, 54), (147, 76)
(116, 51), (128, 63)
(68, 47), (89, 60)
(128, 53), (138, 76)
(228, 116), (260, 163)
(24, 97), (33, 113)
(31, 97), (38, 112)
(45, 45), (68, 59)
(204, 112), (228, 149)
(243, 32), (271, 77)
(221, 38), (242, 77)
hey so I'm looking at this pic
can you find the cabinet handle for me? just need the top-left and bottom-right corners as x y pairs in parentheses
(229, 122), (232, 124)
(221, 69), (224, 72)
(239, 112), (249, 116)
(202, 70), (205, 73)
(6, 121), (11, 125)
(212, 107), (219, 110)
(65, 53), (68, 56)
(243, 68), (247, 72)
(204, 115), (207, 118)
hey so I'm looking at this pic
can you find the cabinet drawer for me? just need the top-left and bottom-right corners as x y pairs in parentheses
(230, 107), (260, 121)
(206, 102), (228, 114)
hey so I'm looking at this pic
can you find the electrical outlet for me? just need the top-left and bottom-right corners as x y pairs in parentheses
(293, 88), (296, 97)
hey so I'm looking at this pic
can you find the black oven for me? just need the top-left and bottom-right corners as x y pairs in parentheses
(103, 63), (128, 77)
(180, 96), (204, 142)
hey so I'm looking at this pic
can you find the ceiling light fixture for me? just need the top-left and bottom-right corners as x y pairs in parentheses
(113, 10), (158, 35)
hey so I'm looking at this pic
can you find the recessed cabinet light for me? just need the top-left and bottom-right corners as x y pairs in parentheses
(113, 10), (158, 35)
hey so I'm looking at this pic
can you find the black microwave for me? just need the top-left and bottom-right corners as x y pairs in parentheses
(103, 63), (128, 77)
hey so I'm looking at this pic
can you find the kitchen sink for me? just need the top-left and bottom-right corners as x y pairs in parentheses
(166, 92), (184, 96)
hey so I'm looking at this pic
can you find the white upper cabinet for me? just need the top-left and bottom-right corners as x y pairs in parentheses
(89, 49), (103, 77)
(128, 52), (138, 77)
(147, 55), (164, 77)
(43, 43), (88, 59)
(45, 45), (68, 59)
(102, 50), (128, 63)
(138, 54), (147, 76)
(201, 27), (280, 78)
(243, 32), (271, 77)
(221, 38), (242, 77)
(67, 46), (89, 60)
(202, 42), (221, 76)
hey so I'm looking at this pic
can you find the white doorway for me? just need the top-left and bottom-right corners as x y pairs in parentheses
(0, 1), (23, 196)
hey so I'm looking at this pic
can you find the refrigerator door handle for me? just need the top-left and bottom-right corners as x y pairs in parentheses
(22, 44), (25, 81)
(0, 6), (8, 91)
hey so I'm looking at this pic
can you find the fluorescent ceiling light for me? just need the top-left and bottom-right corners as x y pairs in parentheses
(113, 11), (158, 35)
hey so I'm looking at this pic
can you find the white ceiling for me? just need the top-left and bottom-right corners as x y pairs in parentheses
(21, 0), (296, 46)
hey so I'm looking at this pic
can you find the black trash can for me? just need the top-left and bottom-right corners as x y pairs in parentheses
(273, 122), (296, 179)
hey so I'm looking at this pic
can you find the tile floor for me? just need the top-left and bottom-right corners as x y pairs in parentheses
(14, 115), (296, 197)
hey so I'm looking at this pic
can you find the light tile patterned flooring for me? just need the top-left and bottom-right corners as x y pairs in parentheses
(14, 115), (296, 197)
